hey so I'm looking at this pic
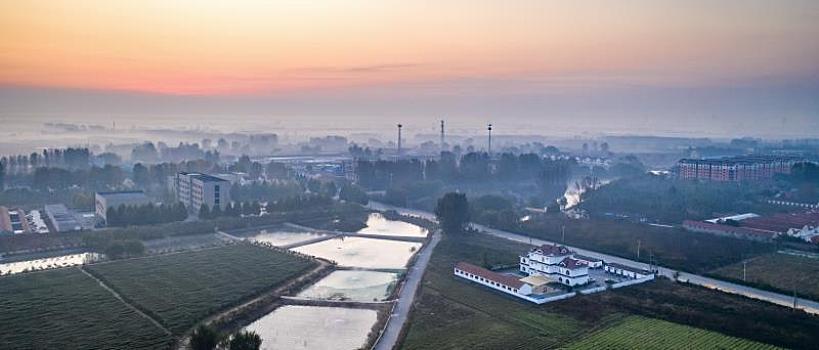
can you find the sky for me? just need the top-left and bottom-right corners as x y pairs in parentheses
(1, 0), (818, 137)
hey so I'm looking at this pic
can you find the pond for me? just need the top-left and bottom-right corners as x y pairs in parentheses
(244, 305), (377, 350)
(246, 229), (329, 247)
(0, 252), (102, 275)
(297, 270), (399, 302)
(357, 213), (428, 238)
(292, 237), (421, 269)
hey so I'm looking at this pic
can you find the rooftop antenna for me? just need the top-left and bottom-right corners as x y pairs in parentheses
(397, 123), (403, 157)
(487, 123), (493, 154)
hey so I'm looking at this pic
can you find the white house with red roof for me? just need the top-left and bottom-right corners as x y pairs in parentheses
(453, 262), (572, 304)
(519, 243), (590, 286)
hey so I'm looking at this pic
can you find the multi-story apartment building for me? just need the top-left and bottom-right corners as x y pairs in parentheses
(173, 172), (230, 212)
(519, 244), (590, 286)
(678, 156), (802, 182)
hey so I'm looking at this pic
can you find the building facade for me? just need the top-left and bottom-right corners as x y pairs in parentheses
(95, 190), (151, 224)
(174, 172), (231, 212)
(519, 244), (590, 286)
(678, 156), (802, 182)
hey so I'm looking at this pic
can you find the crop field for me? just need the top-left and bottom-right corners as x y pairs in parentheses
(86, 244), (315, 334)
(711, 251), (819, 301)
(567, 316), (781, 350)
(0, 268), (172, 350)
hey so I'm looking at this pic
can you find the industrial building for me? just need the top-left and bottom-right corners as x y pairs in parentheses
(684, 211), (819, 242)
(173, 172), (231, 212)
(0, 206), (31, 234)
(44, 204), (82, 232)
(95, 190), (152, 224)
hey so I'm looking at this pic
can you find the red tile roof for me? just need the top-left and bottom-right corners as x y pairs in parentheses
(683, 220), (777, 239)
(533, 243), (572, 256)
(740, 212), (819, 233)
(454, 262), (524, 289)
(558, 257), (587, 270)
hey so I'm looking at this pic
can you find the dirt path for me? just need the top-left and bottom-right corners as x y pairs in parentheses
(78, 266), (172, 335)
(175, 258), (333, 349)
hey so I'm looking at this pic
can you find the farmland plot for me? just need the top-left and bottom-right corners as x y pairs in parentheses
(711, 252), (819, 302)
(0, 268), (172, 350)
(86, 244), (315, 334)
(567, 316), (781, 350)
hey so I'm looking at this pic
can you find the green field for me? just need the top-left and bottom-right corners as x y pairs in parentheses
(0, 268), (172, 350)
(567, 316), (781, 350)
(400, 233), (588, 350)
(399, 232), (819, 350)
(86, 244), (316, 334)
(711, 251), (819, 301)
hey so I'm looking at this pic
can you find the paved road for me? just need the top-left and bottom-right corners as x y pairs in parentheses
(368, 202), (819, 315)
(373, 231), (441, 350)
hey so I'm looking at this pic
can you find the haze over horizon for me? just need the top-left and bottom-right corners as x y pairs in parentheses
(2, 0), (818, 138)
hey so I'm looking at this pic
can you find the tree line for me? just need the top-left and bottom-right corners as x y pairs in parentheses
(0, 147), (91, 174)
(355, 152), (575, 190)
(106, 202), (188, 227)
(198, 201), (262, 219)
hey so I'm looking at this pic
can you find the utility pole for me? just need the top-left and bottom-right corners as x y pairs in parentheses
(397, 123), (403, 157)
(561, 225), (566, 243)
(440, 120), (445, 153)
(487, 123), (493, 154)
(636, 240), (641, 260)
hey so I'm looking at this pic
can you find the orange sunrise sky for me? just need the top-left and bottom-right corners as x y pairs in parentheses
(2, 0), (818, 96)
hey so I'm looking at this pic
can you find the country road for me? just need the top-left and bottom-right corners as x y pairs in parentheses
(373, 231), (441, 350)
(368, 202), (819, 316)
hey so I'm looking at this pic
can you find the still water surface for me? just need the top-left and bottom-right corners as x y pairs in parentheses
(244, 305), (377, 350)
(246, 230), (328, 247)
(297, 270), (398, 301)
(357, 213), (428, 237)
(292, 237), (420, 269)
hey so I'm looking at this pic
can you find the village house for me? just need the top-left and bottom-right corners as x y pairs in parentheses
(519, 244), (590, 286)
(454, 243), (656, 304)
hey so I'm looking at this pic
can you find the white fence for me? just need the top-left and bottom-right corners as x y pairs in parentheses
(611, 275), (655, 289)
(525, 292), (576, 304)
(579, 286), (607, 295)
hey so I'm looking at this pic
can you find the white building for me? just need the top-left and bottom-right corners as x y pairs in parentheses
(604, 263), (652, 279)
(454, 262), (564, 304)
(95, 190), (151, 224)
(574, 254), (604, 268)
(519, 244), (590, 286)
(173, 172), (231, 212)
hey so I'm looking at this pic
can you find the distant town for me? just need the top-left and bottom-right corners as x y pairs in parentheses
(1, 126), (818, 350)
